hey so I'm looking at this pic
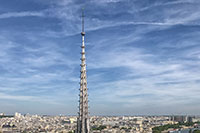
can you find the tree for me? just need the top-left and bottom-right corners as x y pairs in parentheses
(193, 130), (200, 133)
(153, 131), (161, 133)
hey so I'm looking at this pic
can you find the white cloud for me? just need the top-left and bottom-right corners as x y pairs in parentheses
(0, 11), (45, 19)
(0, 92), (36, 101)
(87, 28), (200, 111)
(92, 0), (123, 3)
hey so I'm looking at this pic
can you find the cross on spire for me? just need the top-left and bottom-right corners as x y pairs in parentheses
(81, 8), (85, 36)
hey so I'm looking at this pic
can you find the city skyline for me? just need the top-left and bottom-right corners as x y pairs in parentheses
(0, 0), (200, 115)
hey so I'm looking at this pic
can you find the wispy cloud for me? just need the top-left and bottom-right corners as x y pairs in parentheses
(0, 92), (36, 101)
(0, 11), (45, 19)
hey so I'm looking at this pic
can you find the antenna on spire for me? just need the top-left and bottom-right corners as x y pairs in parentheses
(81, 8), (85, 36)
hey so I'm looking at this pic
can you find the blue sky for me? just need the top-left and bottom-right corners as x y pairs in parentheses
(0, 0), (200, 115)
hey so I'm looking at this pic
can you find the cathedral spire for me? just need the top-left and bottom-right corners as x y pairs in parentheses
(82, 8), (85, 33)
(77, 9), (90, 133)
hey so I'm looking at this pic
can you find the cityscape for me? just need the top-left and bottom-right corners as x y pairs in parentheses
(0, 113), (200, 133)
(0, 0), (200, 133)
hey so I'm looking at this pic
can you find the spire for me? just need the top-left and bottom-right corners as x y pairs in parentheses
(77, 8), (90, 133)
(81, 8), (85, 36)
(82, 8), (84, 32)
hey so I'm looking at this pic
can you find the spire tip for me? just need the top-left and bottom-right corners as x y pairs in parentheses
(81, 8), (85, 35)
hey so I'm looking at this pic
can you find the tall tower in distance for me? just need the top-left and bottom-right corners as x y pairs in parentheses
(77, 9), (90, 133)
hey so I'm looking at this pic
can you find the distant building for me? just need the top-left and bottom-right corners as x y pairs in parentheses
(15, 112), (24, 118)
(192, 117), (200, 123)
(70, 118), (76, 124)
(172, 116), (187, 123)
(169, 129), (190, 133)
(187, 116), (194, 123)
(0, 113), (5, 116)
